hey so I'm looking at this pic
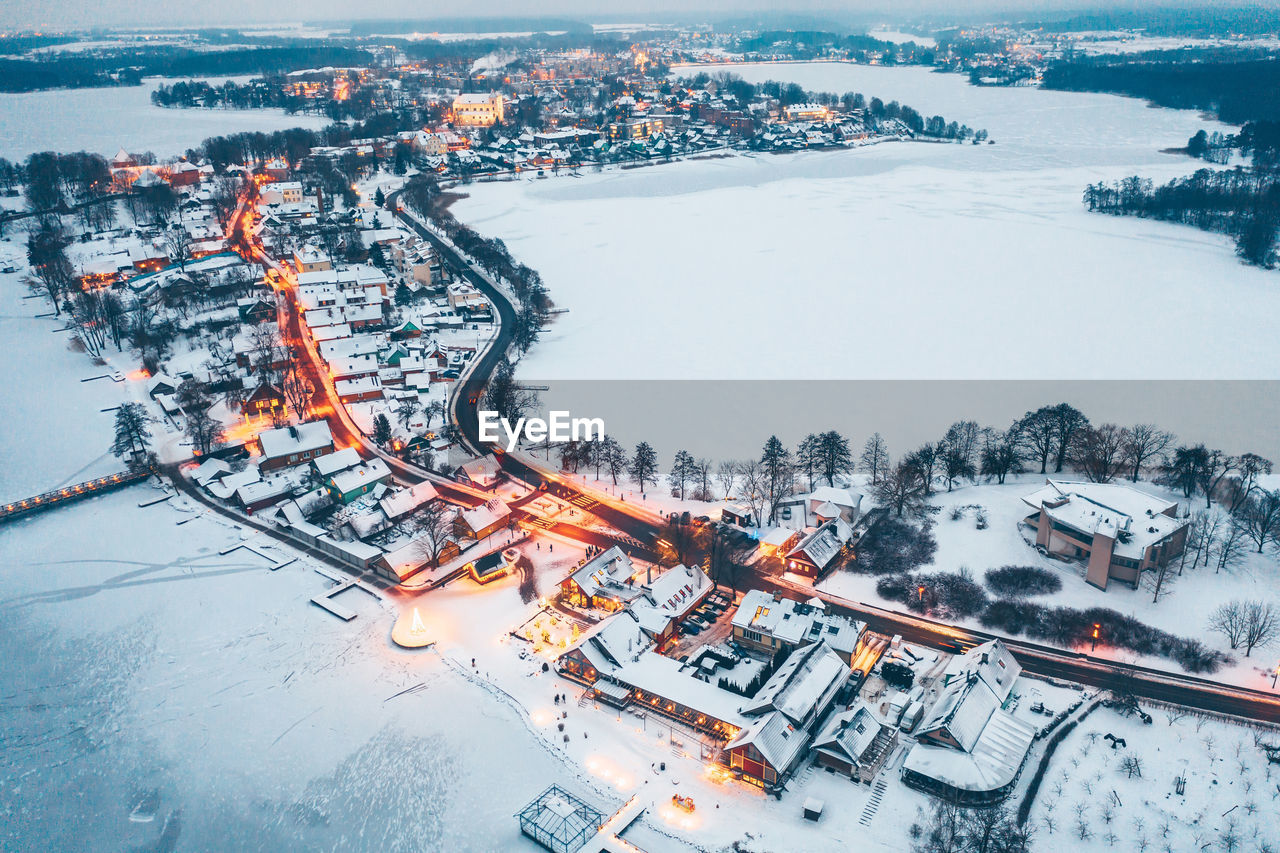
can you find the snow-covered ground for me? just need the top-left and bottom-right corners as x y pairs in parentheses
(818, 473), (1280, 689)
(0, 269), (139, 502)
(0, 76), (329, 163)
(453, 63), (1275, 383)
(1024, 705), (1280, 851)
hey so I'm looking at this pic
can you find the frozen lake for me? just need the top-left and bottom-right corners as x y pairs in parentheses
(0, 77), (329, 162)
(451, 63), (1280, 456)
(455, 63), (1275, 383)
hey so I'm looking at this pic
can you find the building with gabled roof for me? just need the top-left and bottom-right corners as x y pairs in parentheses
(902, 639), (1034, 804)
(257, 421), (333, 471)
(725, 642), (849, 791)
(731, 589), (866, 665)
(811, 703), (898, 783)
(784, 517), (852, 579)
(459, 497), (511, 539)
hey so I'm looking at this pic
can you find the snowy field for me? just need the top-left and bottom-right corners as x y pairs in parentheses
(1025, 705), (1280, 851)
(453, 63), (1277, 383)
(0, 77), (328, 163)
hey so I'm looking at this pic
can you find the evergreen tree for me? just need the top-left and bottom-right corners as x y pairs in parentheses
(111, 403), (154, 461)
(667, 449), (696, 500)
(630, 442), (658, 493)
(373, 413), (393, 447)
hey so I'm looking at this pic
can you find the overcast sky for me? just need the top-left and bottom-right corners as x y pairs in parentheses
(4, 1), (1261, 33)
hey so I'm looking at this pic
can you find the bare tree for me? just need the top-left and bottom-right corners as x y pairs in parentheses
(1123, 424), (1174, 482)
(876, 459), (929, 518)
(737, 459), (769, 527)
(714, 460), (738, 500)
(1197, 449), (1238, 508)
(1209, 600), (1250, 650)
(1071, 423), (1129, 483)
(281, 361), (313, 420)
(860, 432), (889, 484)
(1241, 601), (1279, 657)
(412, 501), (457, 569)
(1213, 518), (1248, 573)
(1234, 489), (1280, 553)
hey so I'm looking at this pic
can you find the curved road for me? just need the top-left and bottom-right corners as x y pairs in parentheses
(245, 186), (1280, 726)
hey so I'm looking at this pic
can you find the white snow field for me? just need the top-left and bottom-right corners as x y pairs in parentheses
(0, 77), (329, 163)
(453, 63), (1279, 382)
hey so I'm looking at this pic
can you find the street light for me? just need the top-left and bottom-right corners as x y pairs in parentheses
(1273, 662), (1279, 689)
(1091, 623), (1100, 652)
(917, 585), (925, 603)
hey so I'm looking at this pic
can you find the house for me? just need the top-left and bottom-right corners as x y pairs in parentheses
(724, 642), (850, 791)
(312, 447), (362, 480)
(901, 640), (1034, 804)
(459, 498), (511, 539)
(784, 517), (852, 579)
(731, 589), (866, 665)
(325, 459), (391, 504)
(452, 92), (505, 126)
(257, 421), (334, 471)
(334, 375), (382, 403)
(558, 609), (652, 684)
(777, 486), (863, 527)
(146, 373), (179, 398)
(811, 703), (898, 783)
(457, 455), (501, 489)
(1022, 479), (1188, 590)
(559, 546), (647, 611)
(241, 382), (286, 422)
(625, 563), (713, 648)
(237, 296), (276, 324)
(294, 243), (332, 274)
(759, 527), (800, 558)
(263, 157), (291, 181)
(720, 502), (755, 527)
(379, 481), (439, 521)
(610, 650), (747, 740)
(467, 549), (515, 585)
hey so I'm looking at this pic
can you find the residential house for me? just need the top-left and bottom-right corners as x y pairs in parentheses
(901, 640), (1034, 804)
(811, 703), (898, 783)
(724, 642), (850, 791)
(325, 459), (391, 504)
(257, 421), (334, 471)
(784, 517), (852, 579)
(731, 589), (866, 665)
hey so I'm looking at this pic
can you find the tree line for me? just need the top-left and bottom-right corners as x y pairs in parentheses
(1042, 52), (1280, 125)
(1083, 168), (1280, 268)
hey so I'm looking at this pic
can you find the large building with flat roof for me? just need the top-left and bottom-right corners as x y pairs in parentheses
(1022, 479), (1188, 590)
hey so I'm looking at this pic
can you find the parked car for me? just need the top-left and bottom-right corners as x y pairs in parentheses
(680, 621), (702, 636)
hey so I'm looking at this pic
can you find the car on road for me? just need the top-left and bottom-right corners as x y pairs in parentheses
(110, 371), (125, 382)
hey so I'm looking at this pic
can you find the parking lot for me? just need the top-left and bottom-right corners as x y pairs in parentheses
(667, 587), (742, 659)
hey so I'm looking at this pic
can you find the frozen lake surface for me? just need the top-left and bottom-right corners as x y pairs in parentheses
(454, 63), (1276, 382)
(0, 77), (329, 162)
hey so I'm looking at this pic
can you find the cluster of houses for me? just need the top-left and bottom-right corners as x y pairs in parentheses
(555, 554), (1037, 803)
(186, 418), (519, 582)
(721, 485), (866, 581)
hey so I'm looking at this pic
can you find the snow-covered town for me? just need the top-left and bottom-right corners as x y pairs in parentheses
(3, 7), (1280, 853)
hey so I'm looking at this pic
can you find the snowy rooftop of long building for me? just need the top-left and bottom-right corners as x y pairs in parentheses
(740, 641), (848, 726)
(1023, 479), (1185, 557)
(613, 652), (746, 729)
